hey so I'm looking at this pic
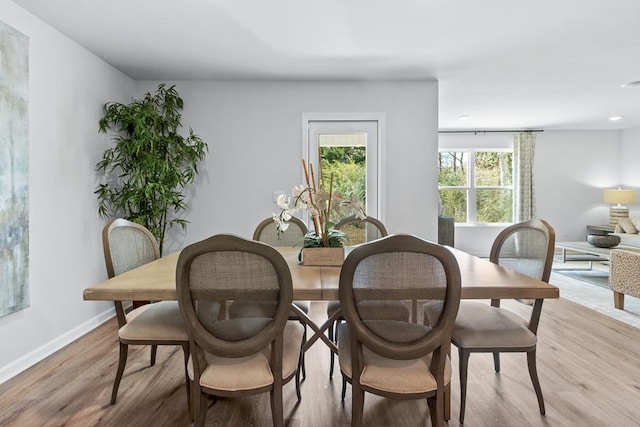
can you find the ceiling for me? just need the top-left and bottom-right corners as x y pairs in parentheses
(13, 0), (640, 130)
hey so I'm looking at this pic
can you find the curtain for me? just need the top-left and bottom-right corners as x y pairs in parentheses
(513, 132), (537, 223)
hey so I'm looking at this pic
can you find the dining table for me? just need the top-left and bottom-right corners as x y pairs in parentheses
(83, 244), (559, 419)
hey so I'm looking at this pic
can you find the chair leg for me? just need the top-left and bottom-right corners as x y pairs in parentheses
(351, 382), (365, 427)
(341, 374), (347, 401)
(527, 349), (546, 415)
(328, 322), (335, 378)
(295, 350), (302, 401)
(458, 348), (471, 424)
(493, 351), (501, 373)
(270, 385), (284, 427)
(301, 323), (307, 381)
(150, 344), (158, 366)
(194, 391), (208, 427)
(427, 392), (444, 427)
(181, 343), (191, 415)
(111, 342), (128, 405)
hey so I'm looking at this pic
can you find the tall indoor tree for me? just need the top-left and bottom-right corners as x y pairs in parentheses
(95, 84), (208, 254)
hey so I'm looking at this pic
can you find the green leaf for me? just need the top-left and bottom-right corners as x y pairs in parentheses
(95, 83), (208, 252)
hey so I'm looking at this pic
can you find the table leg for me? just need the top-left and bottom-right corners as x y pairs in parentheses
(290, 304), (340, 354)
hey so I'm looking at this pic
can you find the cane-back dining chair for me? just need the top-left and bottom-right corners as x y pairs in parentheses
(338, 234), (461, 427)
(252, 216), (308, 247)
(449, 219), (555, 423)
(176, 234), (304, 427)
(327, 215), (408, 381)
(102, 218), (190, 405)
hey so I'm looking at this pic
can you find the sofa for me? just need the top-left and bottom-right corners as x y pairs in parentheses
(612, 217), (640, 248)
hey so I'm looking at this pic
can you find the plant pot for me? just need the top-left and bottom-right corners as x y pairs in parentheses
(302, 247), (344, 266)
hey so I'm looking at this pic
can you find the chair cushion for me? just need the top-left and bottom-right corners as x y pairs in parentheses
(452, 301), (536, 349)
(189, 321), (304, 392)
(337, 324), (451, 395)
(119, 301), (188, 341)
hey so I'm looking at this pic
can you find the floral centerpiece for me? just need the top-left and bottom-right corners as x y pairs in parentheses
(273, 159), (366, 249)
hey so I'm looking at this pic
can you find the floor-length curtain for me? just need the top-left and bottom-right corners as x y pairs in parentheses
(513, 132), (537, 223)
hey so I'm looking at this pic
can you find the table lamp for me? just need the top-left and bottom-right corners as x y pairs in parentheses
(603, 187), (637, 225)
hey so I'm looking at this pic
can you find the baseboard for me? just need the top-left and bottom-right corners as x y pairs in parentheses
(0, 306), (116, 385)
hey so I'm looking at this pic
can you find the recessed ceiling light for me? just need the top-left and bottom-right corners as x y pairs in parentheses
(458, 115), (470, 120)
(621, 80), (640, 88)
(609, 115), (623, 121)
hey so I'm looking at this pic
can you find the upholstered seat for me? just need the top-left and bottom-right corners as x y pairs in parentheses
(338, 324), (451, 395)
(451, 302), (536, 349)
(119, 301), (188, 342)
(187, 321), (303, 392)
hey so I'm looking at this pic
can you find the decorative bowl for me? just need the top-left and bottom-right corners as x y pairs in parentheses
(586, 234), (621, 248)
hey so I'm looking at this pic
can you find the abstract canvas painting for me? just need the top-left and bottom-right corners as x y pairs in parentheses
(0, 21), (29, 318)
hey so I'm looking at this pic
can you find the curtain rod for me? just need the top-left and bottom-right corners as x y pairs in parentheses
(438, 129), (544, 134)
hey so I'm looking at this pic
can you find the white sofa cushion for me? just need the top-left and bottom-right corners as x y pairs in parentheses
(618, 218), (639, 234)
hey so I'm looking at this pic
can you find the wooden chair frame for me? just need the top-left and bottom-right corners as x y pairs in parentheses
(339, 234), (461, 427)
(176, 234), (297, 427)
(102, 218), (190, 406)
(453, 218), (555, 423)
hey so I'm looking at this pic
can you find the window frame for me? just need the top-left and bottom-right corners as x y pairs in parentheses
(438, 148), (514, 225)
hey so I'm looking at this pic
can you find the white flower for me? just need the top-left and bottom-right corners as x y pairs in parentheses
(276, 194), (290, 209)
(272, 213), (290, 233)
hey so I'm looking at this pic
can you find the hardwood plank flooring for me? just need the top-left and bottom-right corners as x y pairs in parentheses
(2, 299), (640, 426)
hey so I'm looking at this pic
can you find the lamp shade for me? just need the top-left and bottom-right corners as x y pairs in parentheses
(603, 188), (637, 205)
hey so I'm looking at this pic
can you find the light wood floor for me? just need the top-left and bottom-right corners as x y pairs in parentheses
(2, 299), (640, 426)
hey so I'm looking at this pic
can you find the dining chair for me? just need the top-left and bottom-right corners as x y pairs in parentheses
(252, 216), (308, 247)
(338, 234), (461, 427)
(246, 216), (310, 392)
(102, 218), (190, 406)
(175, 234), (304, 427)
(445, 218), (555, 423)
(327, 215), (407, 381)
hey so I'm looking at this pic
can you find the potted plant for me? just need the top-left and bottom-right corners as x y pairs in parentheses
(95, 83), (208, 255)
(274, 160), (365, 265)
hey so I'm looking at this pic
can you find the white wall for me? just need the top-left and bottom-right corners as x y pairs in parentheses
(536, 130), (623, 240)
(134, 80), (440, 253)
(440, 130), (622, 256)
(0, 2), (134, 383)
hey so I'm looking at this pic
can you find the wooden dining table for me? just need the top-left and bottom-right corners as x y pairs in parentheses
(83, 244), (558, 419)
(83, 245), (559, 350)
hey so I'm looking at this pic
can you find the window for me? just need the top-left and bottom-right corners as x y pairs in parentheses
(438, 150), (513, 224)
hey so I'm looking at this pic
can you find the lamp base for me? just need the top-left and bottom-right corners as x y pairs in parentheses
(609, 206), (629, 225)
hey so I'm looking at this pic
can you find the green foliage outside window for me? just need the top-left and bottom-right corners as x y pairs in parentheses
(319, 146), (366, 221)
(438, 151), (513, 224)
